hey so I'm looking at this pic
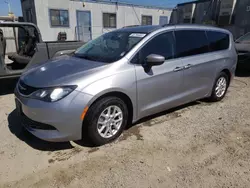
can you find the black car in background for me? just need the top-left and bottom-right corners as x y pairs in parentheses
(235, 32), (250, 68)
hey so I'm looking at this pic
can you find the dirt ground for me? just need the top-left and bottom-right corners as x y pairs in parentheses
(0, 71), (250, 188)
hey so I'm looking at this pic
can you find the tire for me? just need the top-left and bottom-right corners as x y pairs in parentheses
(84, 96), (128, 146)
(209, 72), (229, 102)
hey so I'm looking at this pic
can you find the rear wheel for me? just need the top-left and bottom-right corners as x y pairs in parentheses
(84, 96), (128, 146)
(209, 72), (229, 102)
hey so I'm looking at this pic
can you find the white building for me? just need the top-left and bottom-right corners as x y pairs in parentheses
(218, 0), (237, 26)
(21, 0), (172, 42)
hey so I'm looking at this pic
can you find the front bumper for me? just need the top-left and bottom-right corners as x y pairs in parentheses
(14, 89), (93, 142)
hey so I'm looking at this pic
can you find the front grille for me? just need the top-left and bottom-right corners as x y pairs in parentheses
(18, 80), (38, 96)
(21, 114), (56, 130)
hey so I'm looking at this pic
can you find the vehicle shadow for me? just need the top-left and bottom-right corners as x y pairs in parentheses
(0, 78), (18, 95)
(78, 102), (201, 145)
(236, 64), (250, 77)
(8, 109), (74, 151)
(7, 100), (210, 150)
(127, 101), (201, 129)
(235, 68), (250, 77)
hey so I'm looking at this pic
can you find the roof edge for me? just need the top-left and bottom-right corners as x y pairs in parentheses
(177, 0), (210, 6)
(82, 0), (172, 10)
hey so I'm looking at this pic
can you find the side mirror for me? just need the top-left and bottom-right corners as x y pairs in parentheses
(146, 54), (165, 67)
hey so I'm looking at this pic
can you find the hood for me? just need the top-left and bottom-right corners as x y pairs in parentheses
(21, 55), (108, 87)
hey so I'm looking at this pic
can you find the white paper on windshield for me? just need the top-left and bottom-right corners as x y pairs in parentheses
(129, 33), (146, 38)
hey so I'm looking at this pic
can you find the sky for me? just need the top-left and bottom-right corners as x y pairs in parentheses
(0, 0), (193, 16)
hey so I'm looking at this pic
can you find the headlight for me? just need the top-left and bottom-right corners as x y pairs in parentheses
(31, 86), (77, 102)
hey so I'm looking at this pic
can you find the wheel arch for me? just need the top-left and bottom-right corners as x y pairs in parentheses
(86, 91), (135, 126)
(221, 69), (231, 84)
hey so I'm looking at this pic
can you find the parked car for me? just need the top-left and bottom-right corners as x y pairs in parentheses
(235, 32), (250, 66)
(0, 22), (84, 79)
(14, 25), (237, 145)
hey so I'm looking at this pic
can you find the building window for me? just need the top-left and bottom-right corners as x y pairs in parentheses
(103, 13), (117, 28)
(142, 15), (152, 25)
(49, 9), (69, 27)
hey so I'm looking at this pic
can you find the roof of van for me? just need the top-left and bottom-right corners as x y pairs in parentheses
(173, 24), (230, 33)
(116, 24), (229, 34)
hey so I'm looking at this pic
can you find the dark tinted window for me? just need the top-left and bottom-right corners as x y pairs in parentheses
(207, 31), (229, 51)
(175, 30), (209, 58)
(137, 32), (175, 63)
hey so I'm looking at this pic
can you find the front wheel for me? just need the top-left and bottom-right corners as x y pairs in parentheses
(84, 96), (128, 146)
(209, 72), (229, 102)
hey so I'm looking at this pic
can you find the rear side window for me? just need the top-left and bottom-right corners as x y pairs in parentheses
(175, 30), (209, 58)
(138, 31), (175, 63)
(206, 31), (229, 52)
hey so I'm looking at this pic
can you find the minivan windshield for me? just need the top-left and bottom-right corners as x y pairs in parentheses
(74, 31), (147, 63)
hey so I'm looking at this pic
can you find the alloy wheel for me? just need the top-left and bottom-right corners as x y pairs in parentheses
(97, 105), (123, 138)
(215, 77), (227, 98)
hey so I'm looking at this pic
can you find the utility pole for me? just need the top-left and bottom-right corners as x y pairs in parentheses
(4, 0), (12, 14)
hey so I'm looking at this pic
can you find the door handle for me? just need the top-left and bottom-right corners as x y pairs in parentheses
(173, 66), (183, 72)
(184, 64), (192, 69)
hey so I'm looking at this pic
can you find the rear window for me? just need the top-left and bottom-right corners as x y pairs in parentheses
(206, 31), (229, 52)
(175, 30), (210, 58)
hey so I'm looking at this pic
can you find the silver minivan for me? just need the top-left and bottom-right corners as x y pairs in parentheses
(15, 25), (237, 145)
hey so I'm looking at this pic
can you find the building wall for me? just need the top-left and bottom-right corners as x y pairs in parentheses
(233, 0), (250, 38)
(21, 0), (37, 24)
(177, 3), (195, 23)
(173, 2), (203, 24)
(193, 1), (211, 24)
(169, 9), (178, 24)
(218, 0), (237, 26)
(32, 0), (171, 41)
(170, 0), (250, 38)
